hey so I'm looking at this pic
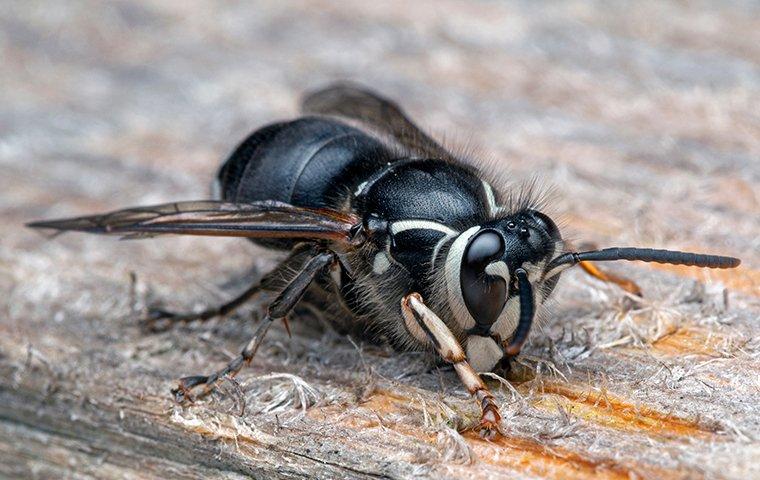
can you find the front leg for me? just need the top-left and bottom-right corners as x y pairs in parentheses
(579, 260), (642, 297)
(571, 241), (642, 297)
(402, 293), (502, 439)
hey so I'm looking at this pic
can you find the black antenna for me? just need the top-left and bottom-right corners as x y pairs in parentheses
(547, 247), (740, 276)
(505, 268), (534, 357)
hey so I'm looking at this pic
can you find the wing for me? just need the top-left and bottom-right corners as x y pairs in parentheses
(302, 83), (455, 161)
(27, 200), (361, 244)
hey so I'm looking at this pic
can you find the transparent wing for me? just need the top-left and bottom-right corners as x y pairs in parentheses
(28, 200), (361, 244)
(302, 83), (454, 160)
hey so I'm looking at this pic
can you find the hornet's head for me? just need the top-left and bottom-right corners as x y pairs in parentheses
(442, 209), (561, 372)
(443, 208), (739, 373)
(457, 210), (561, 335)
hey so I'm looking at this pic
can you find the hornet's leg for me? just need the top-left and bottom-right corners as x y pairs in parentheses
(143, 246), (312, 332)
(402, 293), (502, 439)
(579, 261), (642, 297)
(144, 282), (264, 332)
(172, 250), (336, 403)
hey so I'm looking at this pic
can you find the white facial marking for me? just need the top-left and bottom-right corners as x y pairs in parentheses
(444, 226), (481, 330)
(372, 251), (391, 275)
(466, 335), (503, 373)
(521, 258), (550, 286)
(484, 260), (510, 282)
(542, 240), (568, 282)
(543, 262), (572, 282)
(491, 296), (520, 341)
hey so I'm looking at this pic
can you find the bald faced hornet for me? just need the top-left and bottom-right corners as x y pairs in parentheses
(29, 84), (740, 438)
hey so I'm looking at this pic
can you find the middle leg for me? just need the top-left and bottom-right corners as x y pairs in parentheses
(172, 250), (336, 403)
(142, 246), (313, 332)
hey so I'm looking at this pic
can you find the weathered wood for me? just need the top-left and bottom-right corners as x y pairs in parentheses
(1, 1), (759, 479)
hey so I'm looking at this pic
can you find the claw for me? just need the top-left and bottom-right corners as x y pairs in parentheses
(172, 375), (208, 404)
(139, 306), (177, 332)
(474, 418), (501, 440)
(281, 315), (292, 338)
(474, 397), (503, 440)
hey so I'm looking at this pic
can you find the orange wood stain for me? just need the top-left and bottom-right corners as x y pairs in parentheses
(651, 327), (733, 356)
(311, 389), (705, 479)
(532, 382), (714, 439)
(463, 432), (673, 480)
(355, 391), (640, 479)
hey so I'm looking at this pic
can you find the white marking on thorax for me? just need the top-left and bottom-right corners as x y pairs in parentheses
(372, 251), (391, 275)
(354, 180), (369, 196)
(443, 226), (481, 330)
(389, 220), (459, 269)
(482, 180), (507, 217)
(390, 220), (457, 236)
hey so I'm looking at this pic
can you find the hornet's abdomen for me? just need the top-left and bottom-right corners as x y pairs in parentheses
(216, 117), (395, 249)
(218, 117), (393, 208)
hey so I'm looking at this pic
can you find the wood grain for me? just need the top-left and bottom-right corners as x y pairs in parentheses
(1, 1), (758, 479)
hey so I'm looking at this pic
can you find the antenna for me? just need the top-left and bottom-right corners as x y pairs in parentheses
(545, 247), (740, 280)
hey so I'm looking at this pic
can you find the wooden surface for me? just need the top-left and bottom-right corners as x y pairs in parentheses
(1, 1), (759, 479)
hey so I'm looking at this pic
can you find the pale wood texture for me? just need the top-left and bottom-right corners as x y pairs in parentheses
(1, 1), (759, 479)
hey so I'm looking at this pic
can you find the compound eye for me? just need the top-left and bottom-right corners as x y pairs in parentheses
(460, 229), (506, 330)
(530, 211), (561, 240)
(465, 230), (503, 266)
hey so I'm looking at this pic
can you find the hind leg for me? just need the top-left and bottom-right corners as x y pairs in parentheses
(143, 281), (265, 332)
(142, 246), (312, 332)
(172, 250), (336, 403)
